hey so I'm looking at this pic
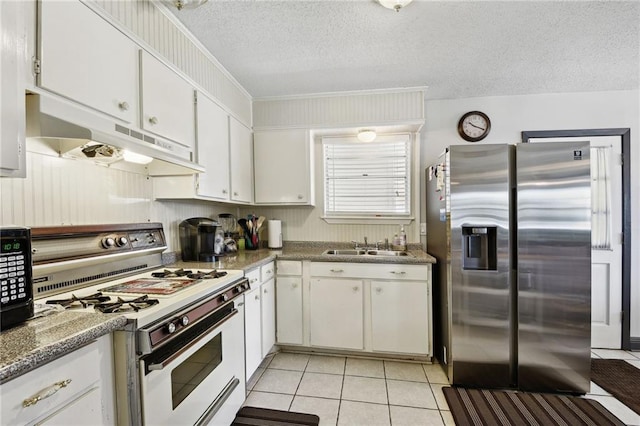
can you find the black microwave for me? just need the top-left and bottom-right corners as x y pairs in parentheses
(0, 227), (34, 330)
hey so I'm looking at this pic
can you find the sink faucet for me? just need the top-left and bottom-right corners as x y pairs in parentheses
(363, 236), (368, 249)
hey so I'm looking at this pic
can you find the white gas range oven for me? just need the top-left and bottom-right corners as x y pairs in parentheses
(31, 223), (248, 426)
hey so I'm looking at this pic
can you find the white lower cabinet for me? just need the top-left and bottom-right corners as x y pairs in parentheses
(275, 276), (303, 345)
(244, 283), (262, 380)
(371, 280), (430, 354)
(310, 278), (364, 350)
(261, 278), (276, 356)
(276, 261), (432, 356)
(0, 334), (115, 425)
(243, 262), (276, 381)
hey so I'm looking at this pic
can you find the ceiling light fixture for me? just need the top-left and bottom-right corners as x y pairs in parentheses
(378, 0), (412, 12)
(357, 130), (377, 142)
(170, 0), (208, 11)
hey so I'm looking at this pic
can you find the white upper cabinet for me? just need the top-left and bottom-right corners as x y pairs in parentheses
(253, 129), (314, 205)
(140, 51), (195, 149)
(195, 92), (230, 200)
(1, 0), (29, 178)
(38, 0), (138, 124)
(229, 117), (253, 204)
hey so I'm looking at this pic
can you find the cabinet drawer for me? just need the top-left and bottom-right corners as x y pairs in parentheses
(246, 268), (260, 289)
(261, 262), (275, 282)
(1, 341), (100, 425)
(310, 262), (428, 281)
(276, 260), (302, 276)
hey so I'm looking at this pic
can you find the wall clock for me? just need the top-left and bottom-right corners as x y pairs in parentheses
(458, 111), (491, 142)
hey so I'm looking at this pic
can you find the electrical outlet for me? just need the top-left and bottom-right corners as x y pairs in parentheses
(420, 222), (427, 235)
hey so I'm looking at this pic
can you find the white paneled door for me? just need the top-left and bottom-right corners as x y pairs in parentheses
(529, 136), (623, 349)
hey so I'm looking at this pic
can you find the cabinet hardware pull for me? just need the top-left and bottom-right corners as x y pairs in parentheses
(233, 192), (239, 196)
(375, 288), (382, 293)
(352, 286), (359, 292)
(292, 284), (298, 288)
(23, 379), (72, 407)
(263, 289), (268, 294)
(297, 194), (303, 199)
(118, 101), (130, 111)
(390, 271), (406, 275)
(149, 116), (159, 125)
(222, 189), (228, 194)
(330, 269), (344, 273)
(255, 295), (260, 300)
(237, 302), (244, 306)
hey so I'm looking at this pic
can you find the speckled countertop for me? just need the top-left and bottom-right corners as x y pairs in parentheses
(167, 242), (436, 271)
(0, 311), (127, 382)
(0, 242), (435, 383)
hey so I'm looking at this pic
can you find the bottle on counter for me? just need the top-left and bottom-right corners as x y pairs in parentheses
(399, 225), (407, 251)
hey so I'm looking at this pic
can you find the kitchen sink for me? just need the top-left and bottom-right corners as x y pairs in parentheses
(321, 249), (413, 258)
(322, 249), (367, 256)
(366, 250), (411, 257)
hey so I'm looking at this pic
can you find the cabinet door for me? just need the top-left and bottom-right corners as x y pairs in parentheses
(244, 287), (262, 380)
(0, 0), (27, 177)
(371, 280), (429, 354)
(261, 278), (276, 356)
(229, 117), (253, 203)
(39, 0), (138, 123)
(276, 276), (303, 345)
(195, 92), (230, 199)
(254, 129), (313, 205)
(310, 278), (363, 350)
(140, 51), (195, 149)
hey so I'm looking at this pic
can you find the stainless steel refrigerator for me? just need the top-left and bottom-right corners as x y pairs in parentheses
(426, 142), (591, 394)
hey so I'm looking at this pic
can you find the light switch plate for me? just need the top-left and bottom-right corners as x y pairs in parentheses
(420, 222), (427, 235)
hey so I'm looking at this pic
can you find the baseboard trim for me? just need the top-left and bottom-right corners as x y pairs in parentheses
(629, 337), (640, 351)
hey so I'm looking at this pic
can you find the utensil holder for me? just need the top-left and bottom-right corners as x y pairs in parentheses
(245, 233), (259, 250)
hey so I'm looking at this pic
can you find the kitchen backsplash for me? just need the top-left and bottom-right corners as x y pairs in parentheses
(0, 152), (233, 252)
(239, 206), (417, 247)
(1, 151), (415, 251)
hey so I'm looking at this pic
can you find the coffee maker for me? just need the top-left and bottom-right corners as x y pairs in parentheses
(179, 218), (220, 262)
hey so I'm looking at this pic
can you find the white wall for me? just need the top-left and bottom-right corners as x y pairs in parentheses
(421, 89), (640, 340)
(0, 151), (235, 252)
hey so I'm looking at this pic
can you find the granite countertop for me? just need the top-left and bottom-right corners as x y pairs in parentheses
(0, 311), (127, 382)
(168, 242), (436, 270)
(1, 242), (435, 383)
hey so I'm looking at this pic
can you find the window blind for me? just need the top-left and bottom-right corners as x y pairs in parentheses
(591, 146), (612, 250)
(323, 138), (410, 216)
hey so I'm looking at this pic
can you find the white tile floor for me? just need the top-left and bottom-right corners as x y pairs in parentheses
(244, 349), (640, 426)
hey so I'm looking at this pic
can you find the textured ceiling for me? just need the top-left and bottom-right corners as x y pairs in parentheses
(167, 0), (640, 100)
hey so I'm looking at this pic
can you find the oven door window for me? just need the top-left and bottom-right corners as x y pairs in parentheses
(171, 333), (222, 408)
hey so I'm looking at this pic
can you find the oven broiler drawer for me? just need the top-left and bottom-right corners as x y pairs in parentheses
(136, 278), (248, 355)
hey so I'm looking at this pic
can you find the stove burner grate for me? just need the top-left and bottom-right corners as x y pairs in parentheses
(46, 292), (111, 309)
(150, 269), (228, 280)
(95, 295), (160, 313)
(46, 292), (160, 313)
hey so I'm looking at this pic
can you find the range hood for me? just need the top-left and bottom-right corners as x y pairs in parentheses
(26, 91), (205, 175)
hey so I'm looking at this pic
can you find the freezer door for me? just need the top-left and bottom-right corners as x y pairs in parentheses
(517, 142), (591, 394)
(449, 144), (514, 389)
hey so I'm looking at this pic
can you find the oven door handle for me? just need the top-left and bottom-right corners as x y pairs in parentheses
(147, 308), (238, 371)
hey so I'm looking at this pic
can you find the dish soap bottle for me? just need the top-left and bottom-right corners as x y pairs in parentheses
(399, 225), (407, 251)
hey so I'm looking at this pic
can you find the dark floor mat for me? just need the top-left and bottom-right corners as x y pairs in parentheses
(232, 406), (320, 426)
(592, 358), (640, 415)
(443, 386), (625, 426)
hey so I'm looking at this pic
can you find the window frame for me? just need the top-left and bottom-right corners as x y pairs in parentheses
(321, 133), (416, 225)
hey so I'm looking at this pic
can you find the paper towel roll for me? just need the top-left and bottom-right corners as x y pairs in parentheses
(268, 220), (282, 249)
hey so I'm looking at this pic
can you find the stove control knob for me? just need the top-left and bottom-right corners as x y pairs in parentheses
(220, 293), (228, 303)
(180, 316), (189, 326)
(166, 323), (176, 334)
(102, 237), (116, 248)
(115, 236), (129, 247)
